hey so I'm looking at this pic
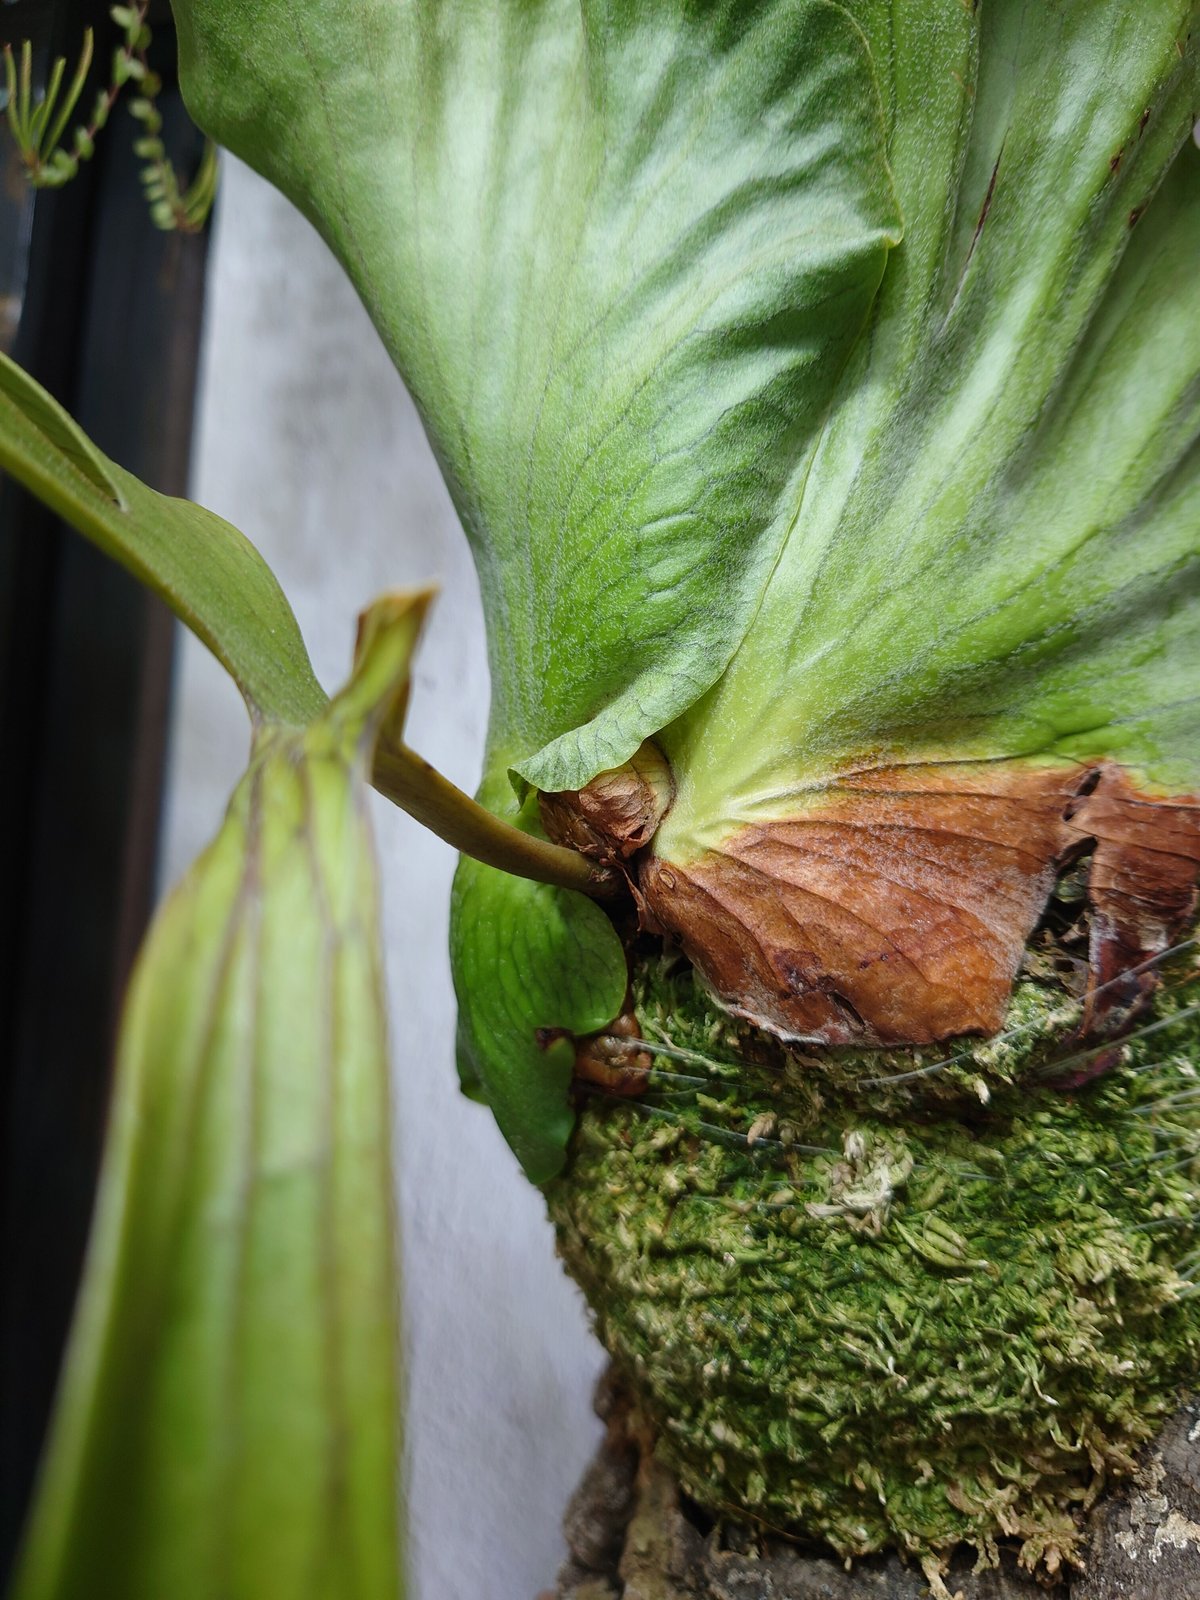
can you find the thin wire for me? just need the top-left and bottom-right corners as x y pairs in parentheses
(857, 939), (1197, 1091)
(577, 1082), (997, 1186)
(576, 1083), (837, 1157)
(1034, 1002), (1200, 1087)
(610, 1032), (754, 1076)
(1116, 1143), (1200, 1177)
(587, 941), (1197, 1099)
(574, 942), (1199, 1203)
(1127, 1087), (1200, 1115)
(1113, 1055), (1194, 1080)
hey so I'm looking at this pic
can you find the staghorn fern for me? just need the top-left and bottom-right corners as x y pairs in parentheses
(1, 2), (1200, 1597)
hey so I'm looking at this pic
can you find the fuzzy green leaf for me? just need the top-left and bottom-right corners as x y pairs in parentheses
(658, 0), (1200, 839)
(9, 598), (421, 1600)
(172, 0), (902, 790)
(0, 352), (324, 724)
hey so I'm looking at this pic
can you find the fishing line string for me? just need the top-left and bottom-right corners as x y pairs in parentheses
(574, 940), (1200, 1222)
(858, 939), (1197, 1090)
(588, 939), (1196, 1095)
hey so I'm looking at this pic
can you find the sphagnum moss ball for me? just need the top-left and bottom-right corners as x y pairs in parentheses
(547, 951), (1200, 1588)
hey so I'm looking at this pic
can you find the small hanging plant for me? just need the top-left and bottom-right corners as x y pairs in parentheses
(2, 3), (215, 231)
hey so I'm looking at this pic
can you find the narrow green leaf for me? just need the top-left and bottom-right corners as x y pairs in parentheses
(40, 29), (95, 161)
(0, 352), (324, 724)
(26, 55), (66, 154)
(10, 596), (425, 1600)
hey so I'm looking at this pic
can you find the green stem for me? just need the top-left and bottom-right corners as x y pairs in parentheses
(372, 743), (618, 897)
(27, 53), (65, 150)
(40, 28), (93, 159)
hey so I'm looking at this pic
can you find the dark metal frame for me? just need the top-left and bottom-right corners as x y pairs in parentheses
(0, 0), (211, 1575)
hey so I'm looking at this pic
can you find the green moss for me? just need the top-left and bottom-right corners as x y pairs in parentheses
(547, 953), (1200, 1580)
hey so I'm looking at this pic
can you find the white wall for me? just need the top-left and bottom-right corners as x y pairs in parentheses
(161, 158), (605, 1600)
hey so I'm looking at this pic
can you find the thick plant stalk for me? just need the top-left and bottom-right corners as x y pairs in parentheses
(2, 570), (422, 1595)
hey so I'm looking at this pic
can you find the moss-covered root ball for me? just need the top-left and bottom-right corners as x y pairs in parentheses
(547, 955), (1200, 1591)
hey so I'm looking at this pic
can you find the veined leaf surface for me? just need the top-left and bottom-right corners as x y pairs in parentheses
(639, 2), (1200, 1045)
(169, 0), (903, 1173)
(173, 0), (902, 789)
